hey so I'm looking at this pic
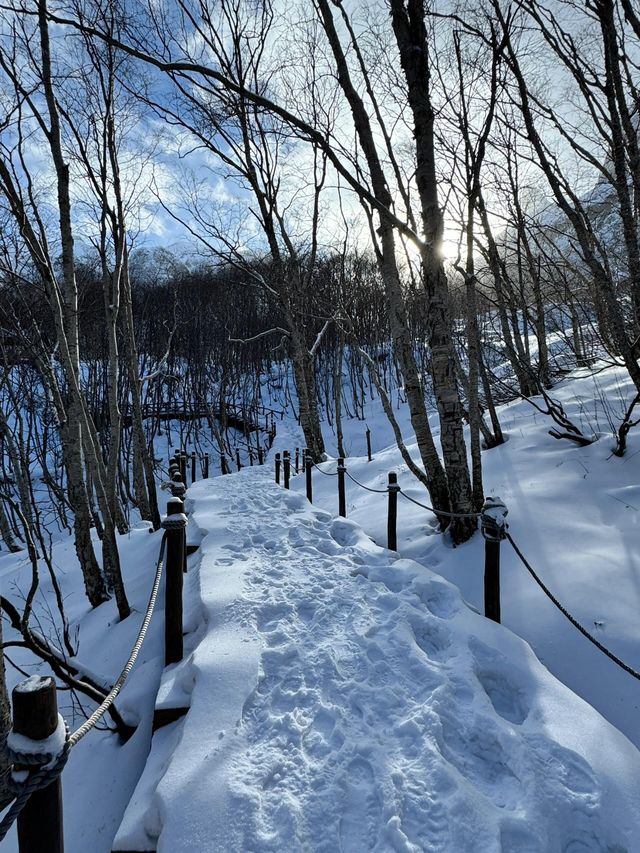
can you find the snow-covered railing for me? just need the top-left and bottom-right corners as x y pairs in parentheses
(279, 448), (640, 688)
(0, 513), (171, 851)
(0, 412), (278, 852)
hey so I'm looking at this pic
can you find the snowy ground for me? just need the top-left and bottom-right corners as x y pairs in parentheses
(290, 365), (640, 752)
(114, 464), (640, 852)
(2, 362), (640, 851)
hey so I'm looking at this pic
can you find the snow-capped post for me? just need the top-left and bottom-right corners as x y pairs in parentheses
(12, 675), (64, 853)
(387, 472), (400, 551)
(305, 450), (313, 503)
(481, 497), (508, 624)
(337, 458), (347, 517)
(235, 448), (242, 472)
(203, 453), (210, 479)
(366, 428), (372, 462)
(170, 472), (186, 500)
(283, 451), (291, 489)
(191, 452), (197, 483)
(179, 451), (187, 484)
(295, 447), (299, 473)
(275, 453), (281, 484)
(163, 498), (187, 665)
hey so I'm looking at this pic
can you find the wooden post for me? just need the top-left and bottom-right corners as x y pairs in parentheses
(275, 452), (281, 485)
(257, 446), (264, 465)
(366, 428), (372, 462)
(305, 450), (312, 503)
(191, 452), (196, 484)
(337, 457), (346, 517)
(13, 676), (64, 853)
(387, 472), (400, 551)
(235, 448), (242, 472)
(283, 451), (291, 489)
(295, 447), (299, 473)
(203, 453), (209, 479)
(163, 498), (186, 664)
(481, 497), (508, 624)
(249, 447), (254, 467)
(179, 452), (187, 484)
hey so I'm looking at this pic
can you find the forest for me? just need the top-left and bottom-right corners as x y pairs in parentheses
(0, 0), (639, 850)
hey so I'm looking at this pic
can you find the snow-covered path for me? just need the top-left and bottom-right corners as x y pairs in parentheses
(115, 464), (640, 852)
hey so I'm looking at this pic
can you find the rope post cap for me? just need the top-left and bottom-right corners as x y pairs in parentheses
(481, 496), (508, 541)
(387, 472), (401, 492)
(162, 514), (188, 530)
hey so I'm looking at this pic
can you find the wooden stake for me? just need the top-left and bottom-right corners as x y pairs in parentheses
(13, 676), (64, 853)
(387, 472), (400, 551)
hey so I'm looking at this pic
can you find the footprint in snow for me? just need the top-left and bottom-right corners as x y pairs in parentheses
(411, 618), (452, 662)
(338, 757), (381, 853)
(469, 638), (530, 725)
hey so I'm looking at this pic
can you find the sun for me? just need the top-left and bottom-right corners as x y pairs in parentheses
(401, 223), (462, 268)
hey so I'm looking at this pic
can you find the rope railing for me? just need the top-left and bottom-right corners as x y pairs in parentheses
(1, 419), (278, 852)
(0, 529), (169, 845)
(69, 531), (168, 747)
(506, 532), (640, 681)
(278, 443), (640, 687)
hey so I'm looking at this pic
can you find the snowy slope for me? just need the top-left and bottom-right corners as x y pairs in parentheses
(296, 365), (640, 752)
(114, 463), (640, 852)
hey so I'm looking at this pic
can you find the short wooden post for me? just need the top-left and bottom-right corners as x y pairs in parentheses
(283, 451), (291, 489)
(337, 457), (346, 517)
(163, 498), (186, 664)
(257, 446), (264, 465)
(305, 450), (312, 503)
(249, 447), (254, 466)
(275, 452), (281, 484)
(387, 472), (400, 551)
(295, 447), (299, 473)
(13, 676), (64, 853)
(235, 448), (242, 471)
(191, 452), (196, 484)
(179, 452), (187, 484)
(203, 453), (210, 479)
(481, 497), (508, 624)
(366, 428), (372, 462)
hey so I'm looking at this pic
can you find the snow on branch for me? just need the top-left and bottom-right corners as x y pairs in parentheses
(309, 319), (331, 357)
(229, 327), (291, 345)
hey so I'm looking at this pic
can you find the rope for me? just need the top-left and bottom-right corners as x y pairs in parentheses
(0, 718), (71, 841)
(397, 489), (481, 520)
(0, 519), (174, 838)
(69, 531), (167, 746)
(344, 469), (388, 494)
(506, 533), (640, 681)
(313, 463), (339, 477)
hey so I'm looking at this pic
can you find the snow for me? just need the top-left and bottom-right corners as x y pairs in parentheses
(112, 460), (640, 852)
(7, 712), (67, 762)
(3, 362), (640, 850)
(294, 364), (640, 752)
